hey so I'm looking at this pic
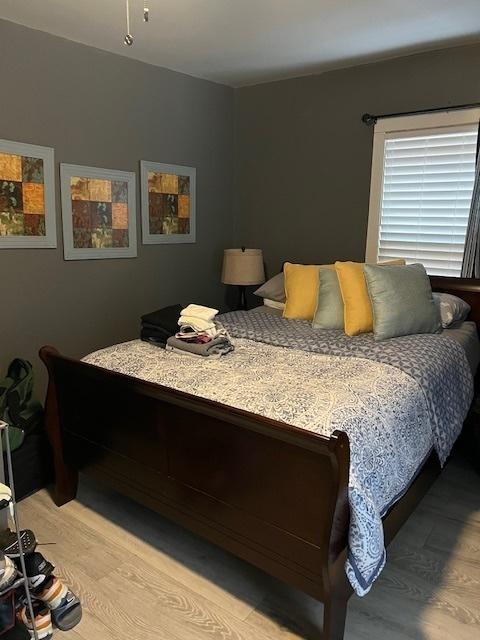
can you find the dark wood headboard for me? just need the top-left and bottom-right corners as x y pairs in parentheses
(430, 276), (480, 332)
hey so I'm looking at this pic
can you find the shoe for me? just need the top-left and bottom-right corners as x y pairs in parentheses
(0, 550), (18, 592)
(37, 576), (82, 631)
(0, 550), (17, 591)
(19, 552), (54, 590)
(0, 530), (37, 558)
(17, 604), (53, 640)
(0, 483), (12, 510)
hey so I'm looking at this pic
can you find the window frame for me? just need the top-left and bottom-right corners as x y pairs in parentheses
(365, 108), (480, 269)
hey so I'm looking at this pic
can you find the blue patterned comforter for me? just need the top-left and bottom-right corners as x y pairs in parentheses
(220, 311), (473, 594)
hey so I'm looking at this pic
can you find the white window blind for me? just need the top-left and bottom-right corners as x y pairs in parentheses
(366, 110), (480, 277)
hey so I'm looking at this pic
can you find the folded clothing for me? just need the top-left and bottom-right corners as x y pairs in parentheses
(143, 303), (231, 355)
(140, 329), (169, 347)
(175, 333), (212, 344)
(181, 304), (218, 323)
(142, 305), (183, 333)
(141, 304), (184, 347)
(176, 323), (230, 341)
(166, 335), (234, 358)
(178, 317), (217, 337)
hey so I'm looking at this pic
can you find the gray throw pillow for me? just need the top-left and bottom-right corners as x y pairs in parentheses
(312, 268), (344, 330)
(433, 292), (470, 328)
(253, 272), (285, 302)
(364, 263), (441, 341)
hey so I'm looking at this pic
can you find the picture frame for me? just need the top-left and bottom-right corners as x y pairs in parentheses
(60, 163), (137, 260)
(0, 138), (56, 248)
(140, 161), (196, 244)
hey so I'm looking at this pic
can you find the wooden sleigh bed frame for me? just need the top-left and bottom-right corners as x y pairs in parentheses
(39, 276), (480, 640)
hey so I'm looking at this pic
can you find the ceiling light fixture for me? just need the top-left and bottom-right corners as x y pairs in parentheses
(124, 0), (150, 46)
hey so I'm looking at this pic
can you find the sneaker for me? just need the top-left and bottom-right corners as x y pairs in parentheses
(0, 483), (12, 510)
(0, 551), (18, 592)
(0, 530), (36, 558)
(17, 604), (53, 640)
(19, 552), (55, 590)
(36, 576), (82, 631)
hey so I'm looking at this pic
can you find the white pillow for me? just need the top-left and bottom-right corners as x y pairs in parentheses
(263, 298), (285, 311)
(433, 293), (470, 328)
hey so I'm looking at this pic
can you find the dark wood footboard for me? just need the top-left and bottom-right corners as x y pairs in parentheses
(40, 345), (354, 639)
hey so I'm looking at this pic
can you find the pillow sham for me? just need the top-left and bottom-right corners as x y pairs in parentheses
(312, 268), (344, 330)
(364, 263), (441, 341)
(283, 262), (335, 320)
(254, 272), (285, 303)
(433, 292), (470, 328)
(335, 259), (406, 336)
(335, 261), (374, 336)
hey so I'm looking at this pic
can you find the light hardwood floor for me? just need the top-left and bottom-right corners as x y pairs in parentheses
(18, 451), (480, 640)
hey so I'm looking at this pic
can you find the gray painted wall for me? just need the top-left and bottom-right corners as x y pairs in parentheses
(234, 42), (480, 277)
(3, 18), (480, 398)
(0, 19), (234, 395)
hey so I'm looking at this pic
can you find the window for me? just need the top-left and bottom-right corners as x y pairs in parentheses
(366, 109), (480, 276)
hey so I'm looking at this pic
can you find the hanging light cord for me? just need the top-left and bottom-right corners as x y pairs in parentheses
(124, 1), (150, 45)
(124, 0), (133, 45)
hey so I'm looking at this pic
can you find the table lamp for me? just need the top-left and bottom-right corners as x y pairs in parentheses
(221, 248), (265, 310)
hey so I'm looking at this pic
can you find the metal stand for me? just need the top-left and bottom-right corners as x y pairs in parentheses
(0, 420), (38, 640)
(0, 448), (7, 533)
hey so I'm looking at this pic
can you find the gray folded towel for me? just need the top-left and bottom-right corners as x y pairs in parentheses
(166, 335), (234, 357)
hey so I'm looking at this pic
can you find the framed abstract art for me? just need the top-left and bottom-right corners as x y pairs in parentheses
(0, 139), (56, 248)
(140, 161), (196, 244)
(60, 164), (137, 260)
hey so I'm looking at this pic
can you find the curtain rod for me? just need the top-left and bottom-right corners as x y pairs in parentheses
(361, 102), (480, 126)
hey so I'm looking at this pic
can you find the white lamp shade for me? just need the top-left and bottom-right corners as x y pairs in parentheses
(221, 248), (265, 286)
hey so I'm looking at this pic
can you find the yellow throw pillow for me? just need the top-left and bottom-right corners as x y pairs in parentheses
(336, 259), (406, 336)
(335, 262), (373, 336)
(283, 262), (334, 320)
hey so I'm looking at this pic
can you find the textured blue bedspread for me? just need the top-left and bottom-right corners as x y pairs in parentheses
(220, 311), (473, 594)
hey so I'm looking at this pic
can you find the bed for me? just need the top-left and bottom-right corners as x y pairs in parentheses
(40, 275), (480, 640)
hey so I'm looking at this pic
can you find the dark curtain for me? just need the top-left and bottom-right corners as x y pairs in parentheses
(461, 121), (480, 278)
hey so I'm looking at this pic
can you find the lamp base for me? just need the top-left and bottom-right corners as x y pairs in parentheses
(237, 285), (248, 311)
